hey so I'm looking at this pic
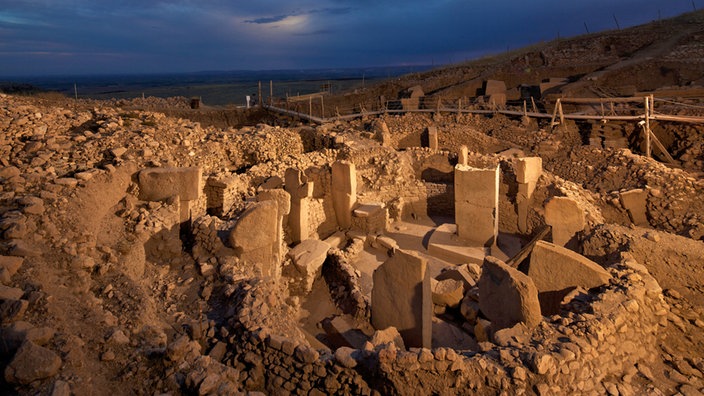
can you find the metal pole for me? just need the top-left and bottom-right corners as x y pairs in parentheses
(269, 80), (273, 105)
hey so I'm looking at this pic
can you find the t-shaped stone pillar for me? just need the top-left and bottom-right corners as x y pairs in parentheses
(331, 161), (357, 229)
(284, 168), (314, 244)
(454, 164), (499, 247)
(515, 157), (542, 234)
(138, 166), (202, 226)
(372, 249), (432, 348)
(257, 189), (291, 271)
(544, 196), (585, 246)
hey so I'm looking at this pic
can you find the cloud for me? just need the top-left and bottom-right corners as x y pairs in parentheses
(243, 7), (352, 25)
(244, 14), (290, 24)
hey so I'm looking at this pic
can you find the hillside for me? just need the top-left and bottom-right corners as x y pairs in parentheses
(353, 10), (704, 101)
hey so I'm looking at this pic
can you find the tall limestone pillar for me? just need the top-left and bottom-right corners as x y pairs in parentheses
(285, 168), (314, 244)
(515, 157), (542, 234)
(257, 189), (291, 270)
(454, 164), (499, 247)
(332, 161), (357, 229)
(372, 249), (432, 348)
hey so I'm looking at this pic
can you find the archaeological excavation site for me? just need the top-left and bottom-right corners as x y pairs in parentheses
(2, 11), (704, 396)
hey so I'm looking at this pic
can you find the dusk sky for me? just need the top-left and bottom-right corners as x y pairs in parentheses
(0, 0), (699, 76)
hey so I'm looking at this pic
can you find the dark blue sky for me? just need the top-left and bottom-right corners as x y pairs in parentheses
(0, 0), (698, 76)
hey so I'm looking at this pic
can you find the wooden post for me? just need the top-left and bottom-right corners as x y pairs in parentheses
(523, 100), (527, 117)
(269, 80), (273, 105)
(258, 81), (262, 108)
(531, 97), (538, 113)
(550, 99), (561, 127)
(644, 96), (651, 158)
(506, 226), (551, 268)
(649, 130), (676, 164)
(321, 95), (325, 119)
(558, 100), (565, 125)
(309, 96), (312, 118)
(458, 98), (462, 112)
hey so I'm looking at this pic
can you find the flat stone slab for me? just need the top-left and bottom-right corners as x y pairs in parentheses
(528, 240), (611, 314)
(528, 240), (611, 292)
(323, 231), (347, 249)
(427, 223), (489, 265)
(138, 167), (201, 201)
(353, 203), (384, 218)
(619, 189), (648, 226)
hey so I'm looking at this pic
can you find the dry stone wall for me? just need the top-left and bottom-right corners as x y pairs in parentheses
(209, 254), (667, 395)
(546, 146), (704, 240)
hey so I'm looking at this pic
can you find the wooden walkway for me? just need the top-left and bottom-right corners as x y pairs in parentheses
(264, 101), (704, 125)
(263, 94), (704, 164)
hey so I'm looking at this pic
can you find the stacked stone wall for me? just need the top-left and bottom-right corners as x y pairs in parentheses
(211, 255), (667, 395)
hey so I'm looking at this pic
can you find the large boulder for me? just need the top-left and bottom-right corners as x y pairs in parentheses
(431, 279), (464, 308)
(0, 256), (23, 285)
(478, 256), (542, 331)
(4, 340), (61, 384)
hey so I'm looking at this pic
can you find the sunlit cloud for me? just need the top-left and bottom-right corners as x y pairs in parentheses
(245, 15), (289, 24)
(273, 15), (308, 30)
